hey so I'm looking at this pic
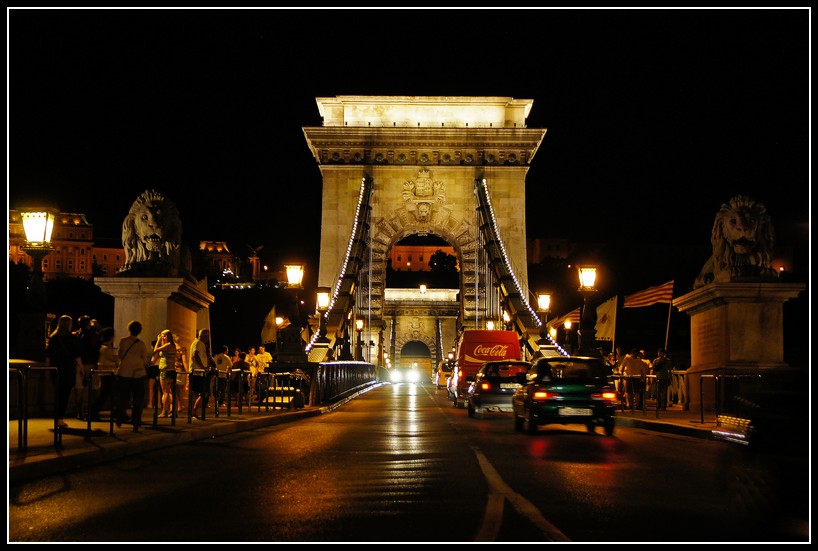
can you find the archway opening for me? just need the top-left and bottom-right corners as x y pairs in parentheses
(400, 340), (432, 371)
(386, 233), (459, 290)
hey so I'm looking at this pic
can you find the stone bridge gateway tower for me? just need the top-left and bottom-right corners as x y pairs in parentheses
(303, 96), (547, 367)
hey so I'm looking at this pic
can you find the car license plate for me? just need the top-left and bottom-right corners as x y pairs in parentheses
(500, 383), (519, 389)
(559, 407), (592, 416)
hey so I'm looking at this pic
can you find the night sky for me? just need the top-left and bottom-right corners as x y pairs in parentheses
(8, 8), (810, 303)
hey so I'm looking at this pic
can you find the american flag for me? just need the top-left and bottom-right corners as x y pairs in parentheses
(623, 280), (675, 308)
(548, 307), (581, 331)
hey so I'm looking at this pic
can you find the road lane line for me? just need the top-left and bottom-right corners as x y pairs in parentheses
(472, 447), (571, 542)
(475, 493), (505, 541)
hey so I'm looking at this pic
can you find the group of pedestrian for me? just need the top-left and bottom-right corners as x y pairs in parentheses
(214, 344), (274, 406)
(45, 315), (150, 432)
(608, 345), (674, 410)
(45, 315), (279, 428)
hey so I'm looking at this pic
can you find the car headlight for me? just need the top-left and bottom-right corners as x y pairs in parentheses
(390, 370), (403, 383)
(406, 370), (420, 383)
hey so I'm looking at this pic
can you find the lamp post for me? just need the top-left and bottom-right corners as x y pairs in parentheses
(536, 292), (552, 352)
(577, 264), (599, 356)
(277, 264), (308, 363)
(18, 207), (57, 362)
(563, 320), (573, 354)
(312, 286), (332, 359)
(355, 319), (364, 361)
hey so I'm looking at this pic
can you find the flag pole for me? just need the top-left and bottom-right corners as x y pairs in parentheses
(611, 296), (617, 354)
(664, 301), (672, 350)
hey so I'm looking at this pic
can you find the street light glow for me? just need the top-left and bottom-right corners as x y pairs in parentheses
(21, 207), (57, 246)
(285, 264), (304, 287)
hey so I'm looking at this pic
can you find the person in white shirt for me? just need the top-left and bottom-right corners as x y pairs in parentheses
(257, 344), (273, 373)
(189, 329), (214, 417)
(213, 344), (233, 406)
(116, 320), (150, 432)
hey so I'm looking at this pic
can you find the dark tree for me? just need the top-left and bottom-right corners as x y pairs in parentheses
(428, 249), (457, 272)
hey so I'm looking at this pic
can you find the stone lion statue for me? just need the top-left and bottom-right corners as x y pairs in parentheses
(117, 189), (193, 279)
(693, 195), (778, 288)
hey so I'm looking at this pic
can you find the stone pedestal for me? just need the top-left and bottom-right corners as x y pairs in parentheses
(277, 325), (308, 363)
(95, 277), (214, 347)
(673, 281), (805, 411)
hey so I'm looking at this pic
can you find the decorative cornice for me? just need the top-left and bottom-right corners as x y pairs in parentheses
(303, 127), (546, 166)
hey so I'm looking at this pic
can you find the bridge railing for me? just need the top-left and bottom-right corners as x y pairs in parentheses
(267, 361), (378, 407)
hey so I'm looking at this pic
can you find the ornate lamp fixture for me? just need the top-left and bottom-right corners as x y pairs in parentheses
(576, 264), (599, 356)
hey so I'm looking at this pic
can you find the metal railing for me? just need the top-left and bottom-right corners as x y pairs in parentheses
(696, 372), (765, 425)
(83, 368), (117, 438)
(10, 366), (26, 452)
(9, 361), (61, 451)
(310, 361), (376, 405)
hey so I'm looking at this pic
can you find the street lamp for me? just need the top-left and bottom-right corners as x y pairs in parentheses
(355, 318), (364, 361)
(316, 286), (330, 337)
(486, 320), (495, 331)
(278, 263), (308, 363)
(536, 291), (552, 352)
(576, 264), (599, 356)
(18, 207), (58, 361)
(311, 286), (332, 359)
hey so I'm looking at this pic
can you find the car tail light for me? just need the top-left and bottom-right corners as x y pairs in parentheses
(592, 392), (617, 401)
(481, 382), (491, 391)
(533, 390), (552, 400)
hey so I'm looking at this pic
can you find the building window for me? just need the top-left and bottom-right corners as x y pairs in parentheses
(56, 260), (62, 269)
(68, 260), (74, 270)
(80, 248), (86, 255)
(79, 261), (85, 271)
(102, 266), (108, 274)
(43, 259), (49, 269)
(103, 254), (108, 261)
(397, 255), (402, 262)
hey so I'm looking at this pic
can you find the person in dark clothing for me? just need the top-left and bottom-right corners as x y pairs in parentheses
(90, 327), (118, 421)
(651, 348), (673, 410)
(230, 352), (251, 405)
(74, 315), (102, 420)
(45, 315), (83, 428)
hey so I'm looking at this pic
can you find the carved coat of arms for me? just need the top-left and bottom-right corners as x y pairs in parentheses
(402, 169), (445, 222)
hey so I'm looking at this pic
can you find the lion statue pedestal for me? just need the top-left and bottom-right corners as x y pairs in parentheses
(95, 277), (214, 353)
(675, 195), (805, 412)
(96, 189), (213, 343)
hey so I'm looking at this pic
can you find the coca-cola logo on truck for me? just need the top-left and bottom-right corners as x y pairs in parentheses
(473, 344), (510, 357)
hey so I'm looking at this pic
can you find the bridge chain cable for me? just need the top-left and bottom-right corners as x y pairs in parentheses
(474, 179), (542, 351)
(306, 177), (374, 353)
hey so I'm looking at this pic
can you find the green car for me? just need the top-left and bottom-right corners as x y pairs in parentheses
(512, 356), (618, 436)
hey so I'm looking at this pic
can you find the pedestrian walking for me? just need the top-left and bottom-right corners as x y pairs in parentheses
(45, 315), (84, 428)
(116, 320), (150, 432)
(153, 329), (177, 417)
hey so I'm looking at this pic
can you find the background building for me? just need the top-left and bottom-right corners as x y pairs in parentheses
(9, 209), (99, 281)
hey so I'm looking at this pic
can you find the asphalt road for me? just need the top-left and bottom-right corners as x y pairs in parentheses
(8, 383), (809, 543)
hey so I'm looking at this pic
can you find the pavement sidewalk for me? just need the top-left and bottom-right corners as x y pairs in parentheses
(9, 390), (719, 485)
